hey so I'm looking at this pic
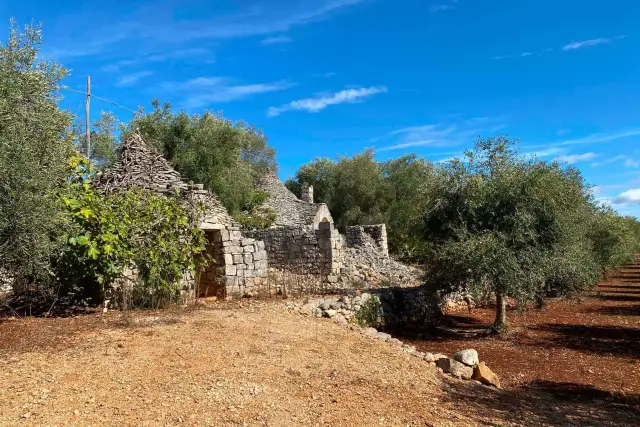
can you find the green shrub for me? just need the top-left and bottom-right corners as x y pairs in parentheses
(54, 156), (209, 306)
(355, 296), (383, 327)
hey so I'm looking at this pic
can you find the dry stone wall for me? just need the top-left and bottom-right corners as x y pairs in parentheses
(94, 131), (269, 300)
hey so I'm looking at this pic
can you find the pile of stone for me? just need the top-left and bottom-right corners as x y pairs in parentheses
(287, 287), (437, 328)
(333, 249), (423, 286)
(286, 298), (500, 388)
(359, 327), (500, 388)
(286, 293), (375, 325)
(95, 131), (189, 195)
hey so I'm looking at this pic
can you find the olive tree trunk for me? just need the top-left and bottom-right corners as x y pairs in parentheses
(493, 291), (507, 332)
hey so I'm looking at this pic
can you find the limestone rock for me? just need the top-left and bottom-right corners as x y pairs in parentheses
(362, 327), (378, 338)
(324, 309), (338, 318)
(437, 358), (473, 380)
(472, 361), (501, 388)
(388, 338), (403, 346)
(334, 314), (348, 325)
(454, 349), (479, 367)
(423, 352), (436, 363)
(375, 332), (391, 342)
(299, 302), (318, 315)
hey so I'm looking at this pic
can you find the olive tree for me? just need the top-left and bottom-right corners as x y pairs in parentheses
(422, 136), (601, 331)
(0, 21), (73, 288)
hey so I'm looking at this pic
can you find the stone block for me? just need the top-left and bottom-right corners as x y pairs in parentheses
(253, 251), (266, 261)
(220, 229), (230, 241)
(223, 254), (234, 265)
(236, 263), (246, 270)
(254, 260), (268, 269)
(256, 241), (265, 250)
(229, 245), (243, 254)
(243, 245), (255, 253)
(230, 231), (243, 240)
(224, 265), (237, 276)
(241, 238), (255, 246)
(244, 253), (253, 263)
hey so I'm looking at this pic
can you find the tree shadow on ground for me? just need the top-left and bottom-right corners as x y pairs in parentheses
(383, 314), (492, 342)
(598, 284), (640, 289)
(595, 289), (640, 294)
(530, 323), (640, 358)
(595, 294), (640, 302)
(444, 380), (640, 426)
(586, 305), (640, 316)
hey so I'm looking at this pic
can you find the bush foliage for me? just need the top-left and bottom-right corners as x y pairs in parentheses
(55, 156), (209, 306)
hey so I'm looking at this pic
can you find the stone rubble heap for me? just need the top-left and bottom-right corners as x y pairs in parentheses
(286, 287), (437, 327)
(285, 297), (500, 388)
(95, 131), (189, 195)
(333, 247), (423, 286)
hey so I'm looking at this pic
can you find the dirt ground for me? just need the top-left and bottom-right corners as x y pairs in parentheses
(1, 260), (639, 426)
(399, 258), (640, 426)
(0, 302), (473, 427)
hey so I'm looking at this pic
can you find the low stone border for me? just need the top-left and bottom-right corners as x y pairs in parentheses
(285, 296), (500, 388)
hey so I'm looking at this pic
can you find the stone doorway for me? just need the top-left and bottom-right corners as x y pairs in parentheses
(198, 229), (226, 297)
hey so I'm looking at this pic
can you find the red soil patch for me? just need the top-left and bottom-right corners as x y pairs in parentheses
(397, 257), (640, 425)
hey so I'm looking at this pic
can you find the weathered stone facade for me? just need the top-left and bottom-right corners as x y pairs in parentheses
(250, 172), (422, 288)
(345, 224), (389, 257)
(94, 131), (269, 299)
(244, 222), (343, 276)
(258, 171), (333, 229)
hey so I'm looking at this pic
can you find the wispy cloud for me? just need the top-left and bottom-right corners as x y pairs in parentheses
(556, 152), (597, 164)
(115, 70), (153, 87)
(493, 35), (625, 59)
(261, 35), (293, 44)
(562, 35), (626, 51)
(54, 0), (367, 59)
(102, 48), (212, 73)
(523, 129), (640, 154)
(267, 86), (386, 117)
(612, 189), (640, 205)
(161, 77), (296, 109)
(430, 0), (458, 13)
(377, 117), (505, 152)
(313, 72), (337, 78)
(593, 154), (640, 168)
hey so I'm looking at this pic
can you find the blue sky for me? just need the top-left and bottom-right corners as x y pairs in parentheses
(2, 0), (639, 216)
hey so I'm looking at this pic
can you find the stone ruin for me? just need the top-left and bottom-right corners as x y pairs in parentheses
(92, 131), (421, 300)
(243, 171), (422, 289)
(94, 131), (269, 299)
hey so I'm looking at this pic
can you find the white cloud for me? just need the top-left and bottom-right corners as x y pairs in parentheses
(146, 48), (213, 62)
(430, 0), (458, 13)
(102, 49), (212, 73)
(523, 130), (640, 155)
(261, 35), (293, 44)
(378, 117), (504, 152)
(115, 70), (153, 87)
(267, 86), (386, 117)
(612, 189), (640, 205)
(556, 152), (597, 164)
(562, 35), (625, 51)
(162, 77), (296, 108)
(313, 72), (337, 78)
(493, 35), (625, 60)
(46, 1), (367, 59)
(593, 154), (639, 168)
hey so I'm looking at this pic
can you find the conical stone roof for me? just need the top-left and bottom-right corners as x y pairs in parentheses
(94, 131), (188, 195)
